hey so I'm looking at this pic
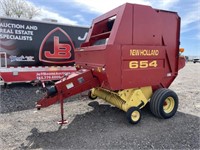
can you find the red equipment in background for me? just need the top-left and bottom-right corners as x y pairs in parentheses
(36, 3), (185, 124)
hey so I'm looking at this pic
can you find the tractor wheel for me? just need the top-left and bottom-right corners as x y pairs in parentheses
(88, 90), (97, 100)
(150, 88), (178, 119)
(126, 107), (141, 124)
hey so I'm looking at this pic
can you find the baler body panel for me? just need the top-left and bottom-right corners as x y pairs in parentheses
(121, 45), (166, 89)
(76, 3), (182, 90)
(76, 44), (121, 90)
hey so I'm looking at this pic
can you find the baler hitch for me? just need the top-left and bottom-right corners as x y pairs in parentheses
(35, 69), (100, 124)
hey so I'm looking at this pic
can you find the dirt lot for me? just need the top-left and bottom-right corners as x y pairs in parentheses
(0, 62), (199, 150)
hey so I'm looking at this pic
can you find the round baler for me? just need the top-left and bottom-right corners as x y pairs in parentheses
(36, 3), (185, 124)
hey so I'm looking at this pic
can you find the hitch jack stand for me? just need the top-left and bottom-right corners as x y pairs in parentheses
(57, 96), (68, 125)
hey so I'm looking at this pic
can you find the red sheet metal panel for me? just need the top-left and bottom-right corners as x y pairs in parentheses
(76, 3), (183, 91)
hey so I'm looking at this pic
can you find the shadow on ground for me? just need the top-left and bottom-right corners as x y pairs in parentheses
(19, 101), (199, 150)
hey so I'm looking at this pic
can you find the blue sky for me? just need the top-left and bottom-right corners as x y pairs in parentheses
(26, 0), (199, 56)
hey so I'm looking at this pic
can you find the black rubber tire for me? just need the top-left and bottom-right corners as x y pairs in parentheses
(150, 88), (178, 119)
(88, 90), (97, 100)
(126, 107), (141, 124)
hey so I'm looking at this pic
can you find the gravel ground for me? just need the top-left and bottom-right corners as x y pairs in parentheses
(0, 62), (199, 150)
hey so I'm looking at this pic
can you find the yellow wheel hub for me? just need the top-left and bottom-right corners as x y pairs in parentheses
(131, 111), (140, 121)
(163, 97), (175, 113)
(90, 94), (96, 99)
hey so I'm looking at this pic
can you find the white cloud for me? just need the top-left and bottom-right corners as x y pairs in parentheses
(23, 1), (78, 25)
(72, 0), (181, 14)
(73, 0), (151, 14)
(151, 0), (180, 10)
(33, 7), (78, 25)
(73, 14), (87, 24)
(180, 2), (200, 36)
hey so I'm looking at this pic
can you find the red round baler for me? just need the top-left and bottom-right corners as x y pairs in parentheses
(36, 3), (185, 124)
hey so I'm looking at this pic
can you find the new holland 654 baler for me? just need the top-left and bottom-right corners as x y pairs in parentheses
(36, 3), (185, 124)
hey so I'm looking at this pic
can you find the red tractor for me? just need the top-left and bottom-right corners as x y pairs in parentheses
(36, 3), (185, 124)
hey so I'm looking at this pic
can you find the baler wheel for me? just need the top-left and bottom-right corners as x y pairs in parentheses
(150, 88), (178, 119)
(126, 107), (141, 124)
(88, 90), (97, 100)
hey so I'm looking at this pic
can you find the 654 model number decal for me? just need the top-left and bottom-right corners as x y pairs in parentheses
(129, 60), (158, 69)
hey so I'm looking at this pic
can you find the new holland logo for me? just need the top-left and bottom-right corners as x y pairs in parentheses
(39, 27), (75, 64)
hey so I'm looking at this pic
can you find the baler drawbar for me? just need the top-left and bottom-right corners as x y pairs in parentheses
(36, 3), (185, 124)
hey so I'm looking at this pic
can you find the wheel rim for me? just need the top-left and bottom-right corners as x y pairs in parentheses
(131, 110), (140, 122)
(89, 90), (97, 99)
(163, 97), (175, 113)
(91, 93), (97, 99)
